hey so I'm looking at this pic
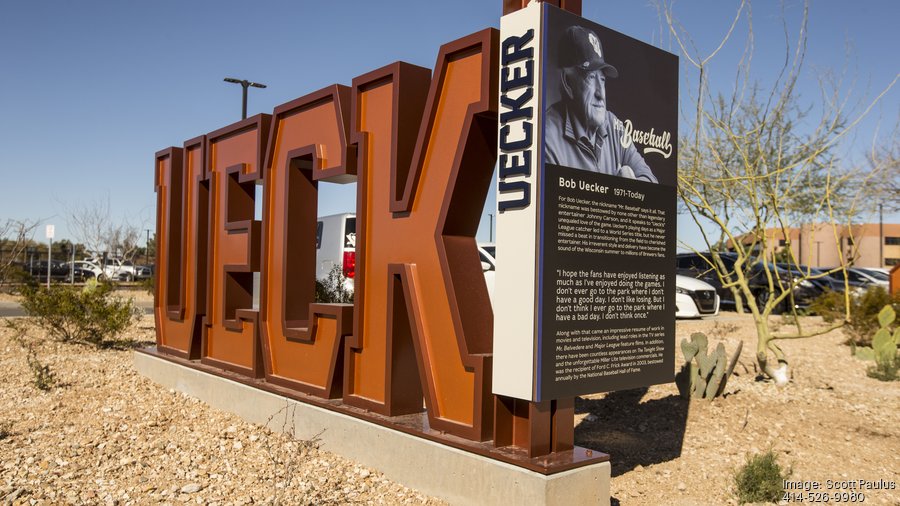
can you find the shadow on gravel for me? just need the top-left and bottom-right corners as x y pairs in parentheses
(95, 338), (156, 351)
(59, 337), (156, 351)
(574, 387), (689, 477)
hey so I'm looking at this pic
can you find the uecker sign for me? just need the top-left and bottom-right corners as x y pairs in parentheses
(155, 30), (500, 443)
(493, 3), (678, 401)
(153, 0), (674, 466)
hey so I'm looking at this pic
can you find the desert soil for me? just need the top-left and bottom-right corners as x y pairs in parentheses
(1, 307), (898, 505)
(581, 314), (899, 505)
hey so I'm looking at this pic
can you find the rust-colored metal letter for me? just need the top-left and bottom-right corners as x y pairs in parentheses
(154, 137), (209, 358)
(201, 115), (271, 377)
(259, 85), (356, 397)
(345, 29), (499, 441)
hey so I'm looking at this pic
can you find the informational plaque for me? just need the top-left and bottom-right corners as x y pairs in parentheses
(493, 2), (678, 401)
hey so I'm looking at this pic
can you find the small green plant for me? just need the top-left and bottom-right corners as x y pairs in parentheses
(734, 451), (790, 504)
(5, 319), (58, 391)
(19, 279), (138, 347)
(315, 265), (353, 304)
(868, 358), (900, 381)
(811, 286), (900, 347)
(25, 346), (56, 391)
(855, 305), (900, 381)
(675, 332), (742, 399)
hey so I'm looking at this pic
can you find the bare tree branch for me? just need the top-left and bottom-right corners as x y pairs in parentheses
(665, 0), (898, 385)
(0, 219), (41, 287)
(60, 194), (146, 262)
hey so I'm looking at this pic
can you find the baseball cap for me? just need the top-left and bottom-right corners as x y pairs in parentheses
(557, 25), (618, 78)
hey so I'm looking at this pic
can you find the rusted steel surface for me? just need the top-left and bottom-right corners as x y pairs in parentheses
(201, 115), (270, 378)
(494, 396), (574, 458)
(258, 85), (354, 398)
(345, 30), (498, 441)
(154, 136), (208, 360)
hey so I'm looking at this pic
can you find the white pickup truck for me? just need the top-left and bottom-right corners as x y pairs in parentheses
(95, 258), (139, 282)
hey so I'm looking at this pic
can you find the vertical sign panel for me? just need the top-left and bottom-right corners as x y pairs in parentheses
(494, 3), (678, 401)
(493, 1), (543, 401)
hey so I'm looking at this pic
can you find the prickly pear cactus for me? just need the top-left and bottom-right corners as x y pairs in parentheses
(854, 305), (899, 367)
(675, 332), (742, 400)
(854, 346), (876, 361)
(873, 306), (899, 368)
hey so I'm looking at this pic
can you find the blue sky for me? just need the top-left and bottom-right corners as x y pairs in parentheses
(0, 0), (897, 249)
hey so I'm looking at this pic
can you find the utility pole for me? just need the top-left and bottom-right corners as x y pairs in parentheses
(224, 78), (267, 120)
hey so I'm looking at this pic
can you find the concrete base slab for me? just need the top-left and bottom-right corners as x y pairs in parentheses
(134, 351), (610, 505)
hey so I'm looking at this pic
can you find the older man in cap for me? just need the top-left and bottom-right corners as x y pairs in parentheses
(545, 25), (657, 183)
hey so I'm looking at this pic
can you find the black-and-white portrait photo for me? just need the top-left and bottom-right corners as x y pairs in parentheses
(544, 24), (658, 183)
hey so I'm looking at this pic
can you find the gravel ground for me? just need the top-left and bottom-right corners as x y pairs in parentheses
(1, 307), (898, 505)
(581, 314), (900, 505)
(0, 315), (444, 505)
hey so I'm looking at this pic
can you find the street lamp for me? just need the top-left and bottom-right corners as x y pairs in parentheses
(224, 77), (267, 120)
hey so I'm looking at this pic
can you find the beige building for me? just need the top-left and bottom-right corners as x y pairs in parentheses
(730, 223), (900, 268)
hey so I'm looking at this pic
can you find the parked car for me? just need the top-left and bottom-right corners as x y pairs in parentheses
(675, 274), (720, 318)
(851, 267), (890, 285)
(134, 264), (154, 280)
(676, 252), (839, 313)
(677, 252), (758, 309)
(66, 260), (104, 280)
(70, 264), (98, 282)
(26, 260), (70, 281)
(774, 264), (860, 297)
(88, 258), (139, 282)
(857, 267), (890, 277)
(27, 260), (97, 283)
(817, 267), (886, 291)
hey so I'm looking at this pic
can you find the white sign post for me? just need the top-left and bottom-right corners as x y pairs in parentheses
(45, 225), (55, 288)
